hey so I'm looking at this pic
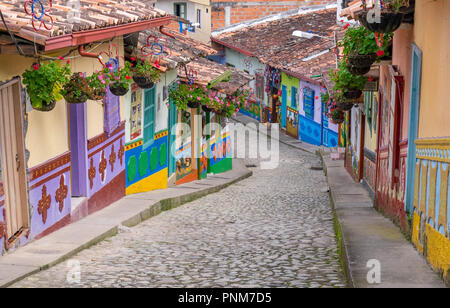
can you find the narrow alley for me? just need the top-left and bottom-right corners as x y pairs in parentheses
(12, 134), (345, 288)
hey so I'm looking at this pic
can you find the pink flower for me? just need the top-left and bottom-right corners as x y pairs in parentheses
(101, 80), (106, 84)
(67, 60), (71, 64)
(58, 56), (64, 60)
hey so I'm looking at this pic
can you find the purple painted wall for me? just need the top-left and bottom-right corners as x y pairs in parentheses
(28, 160), (72, 239)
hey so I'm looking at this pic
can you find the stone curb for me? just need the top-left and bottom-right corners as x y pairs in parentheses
(1, 160), (252, 288)
(319, 152), (354, 288)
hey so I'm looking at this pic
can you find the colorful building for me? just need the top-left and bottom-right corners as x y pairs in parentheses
(340, 0), (450, 284)
(0, 1), (171, 254)
(211, 6), (340, 147)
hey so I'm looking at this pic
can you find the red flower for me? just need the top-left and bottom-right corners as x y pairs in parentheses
(368, 77), (373, 82)
(67, 60), (71, 64)
(125, 76), (131, 80)
(130, 57), (136, 61)
(32, 63), (40, 70)
(343, 23), (350, 30)
(58, 56), (64, 60)
(376, 50), (385, 57)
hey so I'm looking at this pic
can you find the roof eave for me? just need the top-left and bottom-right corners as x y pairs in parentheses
(44, 16), (172, 52)
(211, 36), (254, 58)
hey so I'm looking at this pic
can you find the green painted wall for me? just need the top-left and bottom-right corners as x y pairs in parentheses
(281, 72), (300, 110)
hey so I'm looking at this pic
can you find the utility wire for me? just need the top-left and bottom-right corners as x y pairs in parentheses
(0, 9), (25, 56)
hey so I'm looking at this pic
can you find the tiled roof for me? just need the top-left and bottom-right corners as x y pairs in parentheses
(135, 28), (217, 70)
(213, 8), (340, 81)
(179, 57), (254, 95)
(0, 0), (168, 43)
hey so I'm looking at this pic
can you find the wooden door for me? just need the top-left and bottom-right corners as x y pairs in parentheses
(0, 78), (29, 241)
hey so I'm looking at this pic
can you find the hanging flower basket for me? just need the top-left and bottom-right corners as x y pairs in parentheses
(132, 60), (160, 89)
(110, 82), (129, 96)
(347, 64), (371, 76)
(32, 99), (57, 112)
(187, 100), (200, 109)
(343, 89), (363, 100)
(329, 109), (345, 124)
(357, 11), (403, 33)
(62, 73), (90, 104)
(89, 88), (107, 101)
(336, 101), (354, 111)
(132, 76), (154, 89)
(348, 53), (378, 68)
(22, 61), (71, 112)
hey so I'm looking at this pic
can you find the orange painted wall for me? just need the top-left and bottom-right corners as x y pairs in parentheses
(392, 26), (413, 141)
(414, 0), (450, 138)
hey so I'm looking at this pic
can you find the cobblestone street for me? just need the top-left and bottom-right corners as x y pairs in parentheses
(13, 132), (345, 288)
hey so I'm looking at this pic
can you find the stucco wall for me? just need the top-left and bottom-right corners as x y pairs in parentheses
(392, 26), (413, 141)
(225, 47), (268, 105)
(414, 0), (450, 138)
(156, 0), (212, 43)
(0, 37), (126, 168)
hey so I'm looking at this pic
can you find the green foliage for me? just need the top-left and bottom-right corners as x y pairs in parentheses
(169, 83), (209, 111)
(103, 61), (133, 88)
(87, 71), (109, 90)
(61, 73), (91, 103)
(329, 60), (368, 92)
(384, 0), (405, 12)
(22, 61), (71, 109)
(338, 26), (393, 57)
(133, 60), (161, 82)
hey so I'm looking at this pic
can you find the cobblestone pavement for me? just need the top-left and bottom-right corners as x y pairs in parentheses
(13, 131), (345, 288)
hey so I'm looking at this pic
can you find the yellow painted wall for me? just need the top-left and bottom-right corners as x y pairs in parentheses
(0, 54), (68, 168)
(0, 37), (126, 168)
(414, 0), (450, 138)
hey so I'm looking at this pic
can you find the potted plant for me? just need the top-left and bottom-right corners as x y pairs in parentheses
(168, 82), (189, 111)
(329, 108), (345, 124)
(357, 0), (404, 33)
(22, 61), (71, 111)
(87, 71), (109, 101)
(61, 72), (91, 104)
(339, 26), (393, 73)
(105, 61), (133, 96)
(132, 60), (161, 89)
(329, 61), (367, 100)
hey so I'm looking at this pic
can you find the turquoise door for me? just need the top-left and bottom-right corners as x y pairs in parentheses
(404, 44), (423, 215)
(281, 85), (287, 128)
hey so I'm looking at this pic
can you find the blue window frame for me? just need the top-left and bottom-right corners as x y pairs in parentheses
(291, 86), (298, 109)
(303, 87), (315, 120)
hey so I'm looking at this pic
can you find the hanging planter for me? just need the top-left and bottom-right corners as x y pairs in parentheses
(335, 101), (354, 111)
(347, 53), (378, 69)
(61, 73), (90, 104)
(347, 64), (371, 76)
(132, 60), (160, 89)
(187, 100), (200, 109)
(22, 61), (71, 112)
(103, 61), (133, 97)
(33, 99), (57, 112)
(343, 89), (362, 100)
(87, 71), (109, 101)
(338, 26), (393, 76)
(132, 76), (154, 89)
(357, 10), (403, 33)
(110, 82), (129, 96)
(329, 109), (345, 124)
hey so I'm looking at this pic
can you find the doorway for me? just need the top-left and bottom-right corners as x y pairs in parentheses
(0, 78), (30, 242)
(405, 44), (422, 214)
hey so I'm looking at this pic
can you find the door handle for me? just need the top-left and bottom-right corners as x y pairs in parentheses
(15, 154), (20, 171)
